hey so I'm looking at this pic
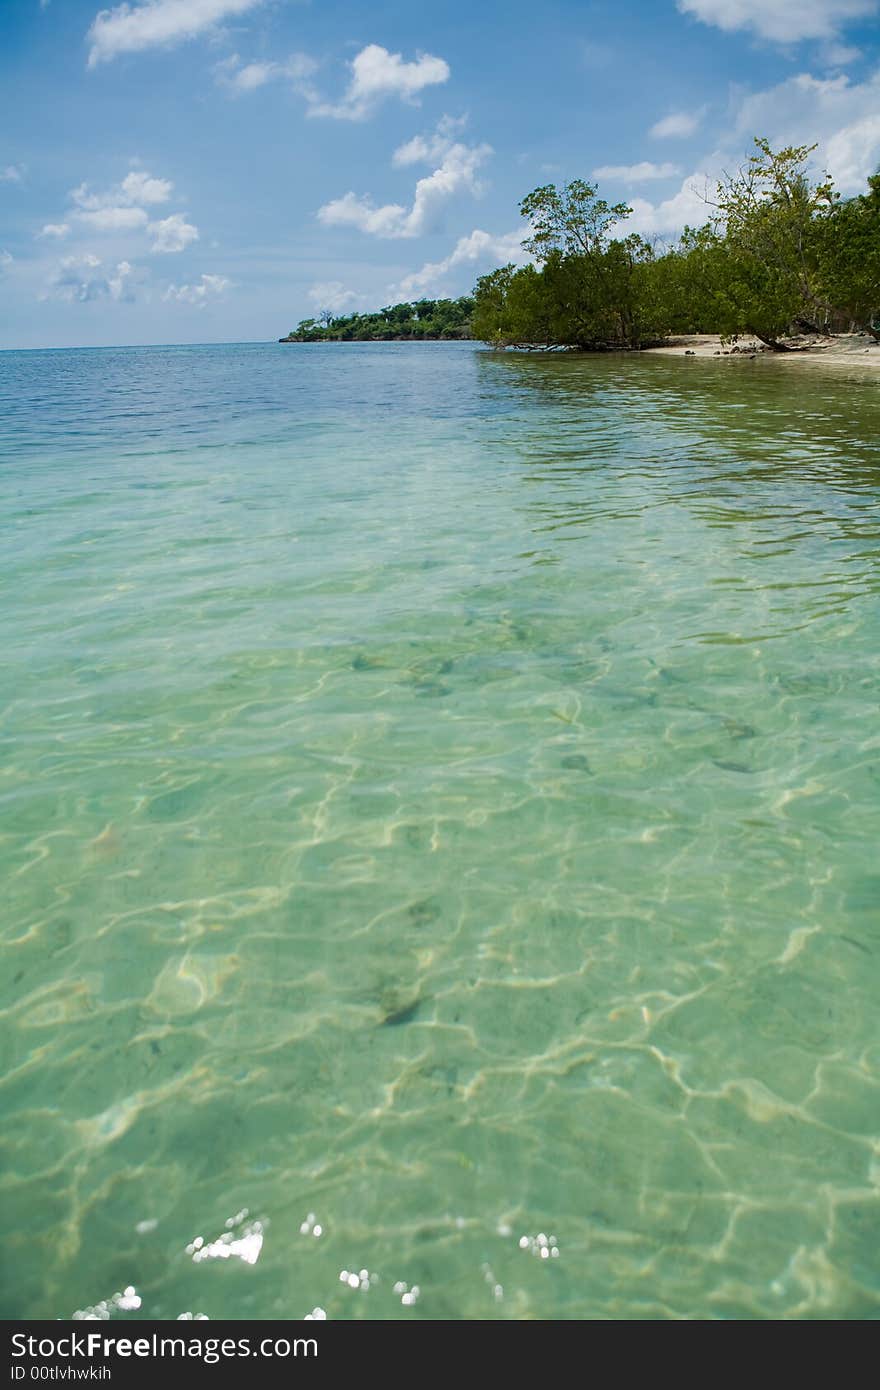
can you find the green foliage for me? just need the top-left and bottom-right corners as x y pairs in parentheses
(520, 180), (632, 260)
(705, 138), (835, 340)
(815, 173), (880, 333)
(473, 231), (668, 350)
(471, 142), (880, 351)
(283, 296), (475, 342)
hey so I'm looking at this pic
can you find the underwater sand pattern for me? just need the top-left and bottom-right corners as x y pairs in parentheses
(1, 343), (879, 1319)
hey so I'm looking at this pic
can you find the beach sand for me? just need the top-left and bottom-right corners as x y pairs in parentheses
(644, 332), (880, 370)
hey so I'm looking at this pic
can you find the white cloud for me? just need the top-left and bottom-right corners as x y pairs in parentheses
(77, 205), (150, 231)
(216, 57), (274, 92)
(309, 43), (449, 120)
(392, 135), (433, 168)
(307, 281), (366, 314)
(215, 51), (317, 96)
(0, 250), (13, 271)
(70, 170), (172, 211)
(43, 254), (137, 303)
(394, 227), (530, 299)
(119, 170), (173, 204)
(625, 173), (715, 234)
(821, 40), (863, 64)
(620, 63), (880, 238)
(592, 160), (682, 182)
(44, 168), (196, 250)
(677, 0), (877, 43)
(650, 109), (706, 139)
(825, 113), (880, 189)
(1, 164), (25, 183)
(317, 191), (410, 237)
(392, 114), (468, 167)
(43, 167), (201, 256)
(107, 261), (134, 300)
(319, 135), (491, 239)
(732, 68), (880, 192)
(149, 212), (199, 252)
(86, 0), (267, 67)
(163, 272), (229, 305)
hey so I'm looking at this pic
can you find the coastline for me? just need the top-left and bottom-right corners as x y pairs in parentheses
(642, 332), (880, 370)
(276, 332), (880, 372)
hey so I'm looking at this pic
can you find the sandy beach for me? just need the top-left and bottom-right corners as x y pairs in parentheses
(644, 332), (880, 370)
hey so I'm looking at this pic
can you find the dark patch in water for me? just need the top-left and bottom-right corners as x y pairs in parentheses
(837, 934), (871, 955)
(381, 997), (425, 1027)
(723, 718), (757, 740)
(409, 898), (440, 926)
(412, 680), (452, 698)
(561, 754), (592, 773)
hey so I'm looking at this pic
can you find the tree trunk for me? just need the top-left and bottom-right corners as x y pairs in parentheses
(750, 328), (791, 351)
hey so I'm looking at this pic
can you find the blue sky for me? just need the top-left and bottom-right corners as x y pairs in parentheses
(1, 0), (878, 347)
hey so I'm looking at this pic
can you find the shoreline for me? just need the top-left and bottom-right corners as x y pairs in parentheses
(276, 331), (880, 372)
(641, 332), (880, 370)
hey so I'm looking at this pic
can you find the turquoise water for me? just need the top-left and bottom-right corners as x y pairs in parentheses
(1, 341), (879, 1320)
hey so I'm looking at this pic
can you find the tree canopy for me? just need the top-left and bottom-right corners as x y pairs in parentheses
(471, 139), (880, 351)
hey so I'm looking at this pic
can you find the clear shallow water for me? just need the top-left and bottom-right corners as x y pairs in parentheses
(1, 341), (879, 1320)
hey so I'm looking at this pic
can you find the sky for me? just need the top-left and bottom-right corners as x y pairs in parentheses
(1, 0), (879, 348)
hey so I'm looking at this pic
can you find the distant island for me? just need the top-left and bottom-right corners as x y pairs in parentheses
(280, 296), (474, 342)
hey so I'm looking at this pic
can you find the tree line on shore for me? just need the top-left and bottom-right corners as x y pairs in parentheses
(282, 296), (474, 342)
(471, 139), (880, 351)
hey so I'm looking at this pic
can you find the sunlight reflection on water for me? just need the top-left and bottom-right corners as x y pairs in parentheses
(1, 343), (879, 1320)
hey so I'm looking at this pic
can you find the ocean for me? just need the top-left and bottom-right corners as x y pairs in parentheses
(1, 340), (878, 1319)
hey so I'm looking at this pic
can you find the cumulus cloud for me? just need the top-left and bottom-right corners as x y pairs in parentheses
(319, 128), (491, 239)
(394, 227), (530, 299)
(625, 174), (714, 234)
(214, 51), (317, 96)
(650, 109), (706, 139)
(70, 169), (172, 214)
(77, 205), (150, 231)
(149, 212), (199, 252)
(43, 254), (137, 302)
(70, 172), (172, 209)
(119, 170), (173, 204)
(1, 250), (14, 271)
(392, 114), (468, 166)
(677, 0), (877, 43)
(317, 191), (409, 237)
(86, 0), (267, 67)
(309, 43), (450, 120)
(732, 68), (880, 192)
(1, 164), (25, 183)
(609, 62), (880, 238)
(306, 281), (367, 314)
(163, 272), (229, 304)
(592, 160), (682, 182)
(825, 113), (880, 189)
(61, 170), (180, 239)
